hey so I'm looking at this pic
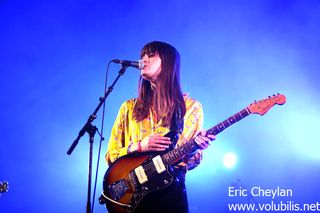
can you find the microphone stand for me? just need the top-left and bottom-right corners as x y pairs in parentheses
(67, 65), (128, 213)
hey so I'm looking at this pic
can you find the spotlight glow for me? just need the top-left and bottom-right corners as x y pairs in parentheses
(223, 152), (237, 169)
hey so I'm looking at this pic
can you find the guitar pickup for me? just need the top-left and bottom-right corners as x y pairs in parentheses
(134, 166), (148, 184)
(152, 155), (166, 174)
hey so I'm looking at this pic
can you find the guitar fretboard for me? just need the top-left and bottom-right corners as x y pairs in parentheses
(162, 108), (250, 165)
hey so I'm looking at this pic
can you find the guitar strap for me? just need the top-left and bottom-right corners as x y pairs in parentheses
(173, 107), (184, 134)
(167, 108), (184, 151)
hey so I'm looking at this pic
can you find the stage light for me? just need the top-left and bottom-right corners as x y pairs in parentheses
(223, 152), (237, 169)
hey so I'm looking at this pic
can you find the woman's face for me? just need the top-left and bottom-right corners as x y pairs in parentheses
(140, 52), (162, 82)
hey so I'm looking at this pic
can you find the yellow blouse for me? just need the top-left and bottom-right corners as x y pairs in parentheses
(106, 95), (204, 170)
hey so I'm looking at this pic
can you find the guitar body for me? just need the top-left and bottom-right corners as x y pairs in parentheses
(102, 152), (175, 213)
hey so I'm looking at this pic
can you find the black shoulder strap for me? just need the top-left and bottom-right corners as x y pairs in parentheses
(165, 108), (184, 151)
(170, 108), (184, 134)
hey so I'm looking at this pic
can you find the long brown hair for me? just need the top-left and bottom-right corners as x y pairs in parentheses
(133, 41), (186, 127)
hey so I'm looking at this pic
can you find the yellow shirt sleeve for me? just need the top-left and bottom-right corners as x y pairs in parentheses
(178, 96), (204, 145)
(105, 100), (131, 164)
(178, 96), (204, 170)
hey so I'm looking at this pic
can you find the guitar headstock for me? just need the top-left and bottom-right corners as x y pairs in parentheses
(0, 181), (9, 195)
(248, 94), (286, 115)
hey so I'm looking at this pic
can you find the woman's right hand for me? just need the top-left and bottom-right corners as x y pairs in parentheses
(140, 135), (172, 152)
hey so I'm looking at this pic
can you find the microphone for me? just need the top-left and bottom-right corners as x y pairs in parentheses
(112, 59), (144, 70)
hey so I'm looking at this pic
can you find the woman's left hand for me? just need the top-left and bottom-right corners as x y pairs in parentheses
(194, 130), (216, 150)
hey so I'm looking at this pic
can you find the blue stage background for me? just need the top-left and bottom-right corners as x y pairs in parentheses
(1, 0), (319, 212)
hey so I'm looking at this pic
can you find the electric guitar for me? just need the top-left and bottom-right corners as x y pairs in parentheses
(100, 94), (286, 213)
(0, 181), (9, 196)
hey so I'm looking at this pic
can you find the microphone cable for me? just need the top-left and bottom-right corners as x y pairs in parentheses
(91, 60), (113, 212)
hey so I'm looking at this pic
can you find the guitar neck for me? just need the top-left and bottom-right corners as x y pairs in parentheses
(206, 108), (250, 135)
(162, 107), (251, 165)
